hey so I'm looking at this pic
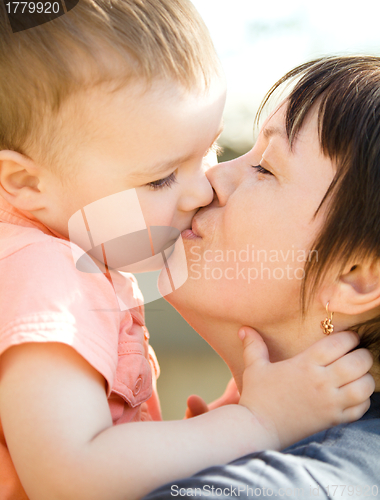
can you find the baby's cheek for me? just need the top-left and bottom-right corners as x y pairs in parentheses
(137, 190), (176, 228)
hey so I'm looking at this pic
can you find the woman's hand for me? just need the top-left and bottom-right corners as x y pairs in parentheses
(185, 378), (240, 418)
(238, 327), (375, 450)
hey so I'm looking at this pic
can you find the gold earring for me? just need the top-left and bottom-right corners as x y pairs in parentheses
(321, 302), (334, 335)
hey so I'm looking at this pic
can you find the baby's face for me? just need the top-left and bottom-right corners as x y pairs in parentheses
(44, 76), (226, 239)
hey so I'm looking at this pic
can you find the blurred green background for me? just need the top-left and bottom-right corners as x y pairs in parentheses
(147, 0), (380, 421)
(146, 300), (232, 420)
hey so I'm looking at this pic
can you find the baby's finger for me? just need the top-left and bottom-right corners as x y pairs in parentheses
(338, 373), (375, 410)
(340, 399), (372, 424)
(185, 395), (209, 418)
(327, 348), (373, 387)
(301, 331), (360, 366)
(239, 327), (269, 370)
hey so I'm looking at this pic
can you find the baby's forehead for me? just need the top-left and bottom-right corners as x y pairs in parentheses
(53, 72), (223, 167)
(68, 70), (225, 128)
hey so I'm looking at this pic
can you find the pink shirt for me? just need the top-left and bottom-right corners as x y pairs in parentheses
(0, 197), (161, 500)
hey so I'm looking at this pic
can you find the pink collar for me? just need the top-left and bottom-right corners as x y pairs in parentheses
(0, 197), (69, 240)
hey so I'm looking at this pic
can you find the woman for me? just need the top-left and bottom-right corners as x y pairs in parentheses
(146, 56), (380, 498)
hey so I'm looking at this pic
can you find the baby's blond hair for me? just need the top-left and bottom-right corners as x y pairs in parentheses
(0, 0), (220, 175)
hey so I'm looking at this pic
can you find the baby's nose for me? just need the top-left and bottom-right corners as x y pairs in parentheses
(179, 170), (214, 212)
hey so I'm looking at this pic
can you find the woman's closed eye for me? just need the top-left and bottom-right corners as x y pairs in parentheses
(147, 172), (178, 190)
(252, 164), (273, 176)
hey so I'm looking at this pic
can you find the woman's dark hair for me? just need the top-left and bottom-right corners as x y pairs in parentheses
(257, 55), (380, 363)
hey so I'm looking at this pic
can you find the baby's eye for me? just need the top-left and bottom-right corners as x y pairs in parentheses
(147, 172), (178, 190)
(252, 164), (273, 175)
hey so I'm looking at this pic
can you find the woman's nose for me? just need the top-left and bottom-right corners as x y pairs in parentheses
(206, 158), (241, 207)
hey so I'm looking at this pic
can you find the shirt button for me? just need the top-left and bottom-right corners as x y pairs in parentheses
(134, 376), (143, 396)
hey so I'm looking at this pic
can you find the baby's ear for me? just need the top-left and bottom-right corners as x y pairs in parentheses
(0, 150), (43, 211)
(323, 261), (380, 315)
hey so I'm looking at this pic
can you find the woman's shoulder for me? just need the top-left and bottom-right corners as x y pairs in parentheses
(142, 395), (380, 500)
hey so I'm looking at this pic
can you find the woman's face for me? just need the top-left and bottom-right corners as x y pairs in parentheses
(167, 103), (336, 333)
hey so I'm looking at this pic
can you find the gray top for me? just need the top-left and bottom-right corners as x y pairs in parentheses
(144, 393), (380, 499)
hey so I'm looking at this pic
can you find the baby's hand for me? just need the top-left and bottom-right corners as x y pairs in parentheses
(238, 327), (375, 450)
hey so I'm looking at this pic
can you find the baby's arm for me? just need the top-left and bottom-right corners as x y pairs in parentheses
(0, 331), (373, 500)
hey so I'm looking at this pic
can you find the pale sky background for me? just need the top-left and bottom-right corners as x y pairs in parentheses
(191, 0), (380, 152)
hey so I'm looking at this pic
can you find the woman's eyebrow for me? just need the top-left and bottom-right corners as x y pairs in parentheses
(262, 126), (287, 140)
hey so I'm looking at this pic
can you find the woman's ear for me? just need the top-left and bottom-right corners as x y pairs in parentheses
(0, 150), (44, 211)
(322, 261), (380, 315)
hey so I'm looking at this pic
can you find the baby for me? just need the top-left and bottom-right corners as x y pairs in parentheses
(0, 1), (374, 499)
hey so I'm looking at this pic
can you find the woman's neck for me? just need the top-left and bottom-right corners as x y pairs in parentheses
(180, 308), (380, 393)
(179, 310), (316, 393)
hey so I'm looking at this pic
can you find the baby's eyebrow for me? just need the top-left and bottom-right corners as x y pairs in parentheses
(131, 125), (224, 180)
(152, 154), (195, 173)
(130, 153), (195, 180)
